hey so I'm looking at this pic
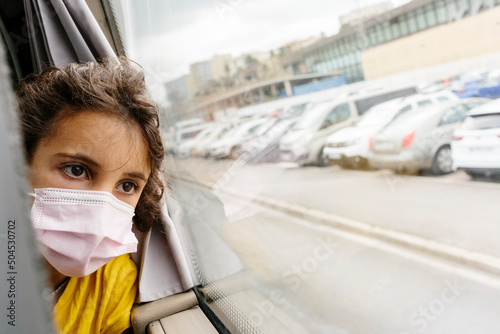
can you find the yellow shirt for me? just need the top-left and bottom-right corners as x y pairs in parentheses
(54, 254), (138, 334)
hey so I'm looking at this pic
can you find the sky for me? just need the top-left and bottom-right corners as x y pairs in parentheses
(115, 0), (411, 83)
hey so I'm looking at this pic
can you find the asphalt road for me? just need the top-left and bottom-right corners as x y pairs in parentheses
(172, 157), (500, 260)
(173, 175), (500, 334)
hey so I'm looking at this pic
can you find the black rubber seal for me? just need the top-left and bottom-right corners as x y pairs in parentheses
(192, 286), (232, 334)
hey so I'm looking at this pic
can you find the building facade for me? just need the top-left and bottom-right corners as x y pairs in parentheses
(286, 0), (500, 83)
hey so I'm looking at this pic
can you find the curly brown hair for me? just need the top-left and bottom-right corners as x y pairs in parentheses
(16, 57), (165, 232)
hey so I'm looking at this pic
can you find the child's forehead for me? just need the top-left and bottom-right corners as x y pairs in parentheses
(48, 110), (150, 171)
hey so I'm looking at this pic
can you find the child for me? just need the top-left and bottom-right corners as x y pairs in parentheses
(16, 58), (165, 333)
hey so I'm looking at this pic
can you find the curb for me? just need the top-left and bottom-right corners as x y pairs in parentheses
(182, 176), (500, 276)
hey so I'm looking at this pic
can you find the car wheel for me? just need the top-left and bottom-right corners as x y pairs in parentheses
(352, 157), (369, 170)
(317, 147), (327, 167)
(465, 170), (486, 179)
(339, 156), (351, 169)
(431, 145), (453, 175)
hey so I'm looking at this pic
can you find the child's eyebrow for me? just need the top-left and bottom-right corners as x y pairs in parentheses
(123, 172), (148, 183)
(55, 153), (100, 168)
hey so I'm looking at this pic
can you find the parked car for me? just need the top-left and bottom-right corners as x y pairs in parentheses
(240, 118), (296, 163)
(451, 98), (500, 177)
(323, 91), (459, 169)
(176, 124), (217, 157)
(207, 118), (268, 159)
(192, 124), (234, 158)
(279, 85), (418, 166)
(368, 98), (489, 174)
(170, 123), (210, 156)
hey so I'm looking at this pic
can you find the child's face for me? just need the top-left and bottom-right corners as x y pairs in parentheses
(28, 110), (151, 209)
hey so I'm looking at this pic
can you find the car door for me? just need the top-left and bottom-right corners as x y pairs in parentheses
(433, 103), (469, 148)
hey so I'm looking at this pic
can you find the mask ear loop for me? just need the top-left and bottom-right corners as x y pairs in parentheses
(27, 192), (42, 202)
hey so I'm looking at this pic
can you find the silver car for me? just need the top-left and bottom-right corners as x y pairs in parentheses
(368, 98), (489, 174)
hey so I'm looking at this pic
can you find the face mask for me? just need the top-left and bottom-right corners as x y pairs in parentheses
(30, 188), (138, 277)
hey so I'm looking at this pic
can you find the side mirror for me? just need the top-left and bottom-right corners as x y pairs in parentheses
(321, 118), (336, 129)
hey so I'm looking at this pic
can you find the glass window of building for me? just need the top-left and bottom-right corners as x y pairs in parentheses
(447, 0), (459, 21)
(391, 18), (401, 39)
(436, 1), (448, 23)
(425, 3), (438, 26)
(457, 0), (470, 17)
(407, 11), (418, 33)
(343, 36), (352, 53)
(376, 25), (385, 43)
(368, 26), (379, 45)
(383, 22), (392, 41)
(416, 7), (428, 30)
(399, 14), (410, 36)
(327, 46), (335, 60)
(336, 39), (345, 55)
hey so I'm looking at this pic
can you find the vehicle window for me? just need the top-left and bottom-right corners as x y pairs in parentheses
(465, 101), (486, 109)
(354, 87), (416, 115)
(417, 99), (433, 107)
(462, 113), (500, 130)
(181, 129), (203, 140)
(105, 1), (500, 333)
(292, 104), (331, 130)
(356, 103), (401, 127)
(392, 104), (412, 119)
(324, 103), (350, 127)
(439, 104), (467, 125)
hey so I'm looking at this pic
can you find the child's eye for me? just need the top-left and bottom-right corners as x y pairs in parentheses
(62, 164), (89, 179)
(117, 181), (137, 194)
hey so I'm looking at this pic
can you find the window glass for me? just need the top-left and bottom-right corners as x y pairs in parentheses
(391, 21), (401, 39)
(393, 104), (413, 119)
(324, 103), (350, 127)
(465, 101), (486, 109)
(447, 0), (459, 20)
(376, 25), (385, 43)
(439, 104), (467, 125)
(416, 8), (428, 30)
(407, 13), (418, 33)
(436, 2), (449, 23)
(399, 14), (410, 35)
(104, 1), (500, 333)
(425, 4), (438, 26)
(383, 23), (392, 41)
(417, 99), (433, 107)
(462, 114), (500, 129)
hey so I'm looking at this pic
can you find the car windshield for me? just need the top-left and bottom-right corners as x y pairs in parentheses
(356, 102), (401, 127)
(287, 102), (309, 116)
(462, 113), (500, 130)
(254, 118), (278, 136)
(105, 1), (500, 333)
(292, 104), (330, 130)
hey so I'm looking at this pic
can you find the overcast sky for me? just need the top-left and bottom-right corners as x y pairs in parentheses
(116, 0), (410, 82)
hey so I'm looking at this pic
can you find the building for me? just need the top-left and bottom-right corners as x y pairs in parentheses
(189, 54), (233, 95)
(339, 2), (394, 29)
(165, 75), (196, 104)
(284, 0), (500, 83)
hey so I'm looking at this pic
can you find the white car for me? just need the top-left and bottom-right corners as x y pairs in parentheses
(452, 99), (500, 177)
(176, 125), (216, 157)
(279, 85), (419, 166)
(207, 118), (268, 159)
(192, 124), (233, 157)
(323, 91), (459, 168)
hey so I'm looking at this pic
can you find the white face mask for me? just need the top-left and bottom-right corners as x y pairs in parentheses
(30, 188), (138, 277)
